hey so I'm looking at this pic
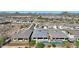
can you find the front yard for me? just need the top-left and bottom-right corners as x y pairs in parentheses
(2, 40), (76, 48)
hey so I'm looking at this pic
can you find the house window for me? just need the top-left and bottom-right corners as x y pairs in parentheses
(18, 38), (23, 40)
(38, 37), (43, 39)
(44, 37), (47, 39)
(33, 37), (36, 39)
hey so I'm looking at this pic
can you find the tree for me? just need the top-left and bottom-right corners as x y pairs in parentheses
(0, 36), (5, 47)
(63, 40), (72, 48)
(29, 40), (36, 47)
(76, 39), (79, 48)
(47, 44), (51, 48)
(36, 42), (45, 48)
(52, 44), (56, 48)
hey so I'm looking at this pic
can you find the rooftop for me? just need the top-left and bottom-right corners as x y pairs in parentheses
(32, 29), (48, 38)
(12, 29), (33, 39)
(48, 29), (68, 38)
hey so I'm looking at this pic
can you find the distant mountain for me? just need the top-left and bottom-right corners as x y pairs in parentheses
(0, 11), (79, 16)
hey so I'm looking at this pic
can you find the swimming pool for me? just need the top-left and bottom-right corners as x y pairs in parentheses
(50, 41), (64, 44)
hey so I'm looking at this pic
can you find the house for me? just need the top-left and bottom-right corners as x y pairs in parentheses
(11, 29), (33, 41)
(31, 29), (49, 44)
(34, 24), (48, 30)
(48, 29), (69, 44)
(64, 30), (78, 42)
(62, 24), (79, 30)
(69, 30), (79, 40)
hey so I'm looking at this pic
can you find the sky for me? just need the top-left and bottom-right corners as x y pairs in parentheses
(0, 0), (79, 11)
(0, 0), (79, 13)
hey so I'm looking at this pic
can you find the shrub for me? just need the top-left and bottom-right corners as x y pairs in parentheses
(36, 42), (45, 48)
(47, 44), (51, 48)
(52, 44), (56, 47)
(0, 36), (5, 47)
(29, 40), (36, 46)
(76, 39), (79, 48)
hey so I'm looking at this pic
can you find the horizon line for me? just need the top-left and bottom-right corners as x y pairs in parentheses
(0, 11), (79, 14)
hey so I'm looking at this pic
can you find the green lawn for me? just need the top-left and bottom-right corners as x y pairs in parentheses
(36, 42), (45, 48)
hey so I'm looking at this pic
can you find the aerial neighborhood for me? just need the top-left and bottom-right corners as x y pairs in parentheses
(0, 11), (79, 48)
